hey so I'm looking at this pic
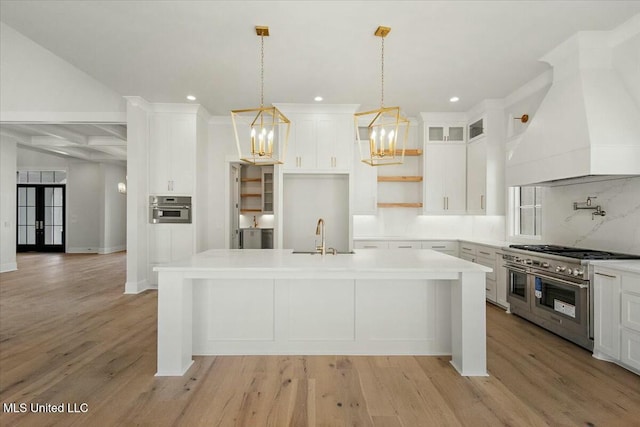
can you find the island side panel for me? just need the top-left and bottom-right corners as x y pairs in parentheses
(450, 271), (487, 376)
(355, 279), (451, 355)
(157, 271), (194, 376)
(190, 278), (451, 355)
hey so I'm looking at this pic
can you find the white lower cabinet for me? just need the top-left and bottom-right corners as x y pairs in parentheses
(421, 241), (458, 257)
(457, 242), (502, 306)
(594, 269), (621, 359)
(149, 224), (194, 286)
(594, 265), (640, 374)
(495, 252), (509, 310)
(621, 329), (640, 371)
(389, 241), (421, 249)
(354, 240), (459, 253)
(354, 241), (389, 249)
(352, 239), (504, 306)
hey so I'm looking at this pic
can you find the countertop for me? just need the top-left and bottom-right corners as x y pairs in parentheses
(155, 248), (491, 275)
(591, 260), (640, 274)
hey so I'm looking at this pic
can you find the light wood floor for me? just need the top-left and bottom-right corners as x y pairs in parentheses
(1, 252), (639, 426)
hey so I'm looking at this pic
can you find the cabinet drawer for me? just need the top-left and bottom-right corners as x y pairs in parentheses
(475, 257), (496, 281)
(460, 253), (475, 263)
(459, 244), (476, 255)
(621, 272), (640, 295)
(389, 241), (421, 249)
(354, 241), (389, 249)
(422, 241), (458, 252)
(476, 246), (496, 260)
(622, 293), (640, 333)
(485, 279), (497, 302)
(621, 328), (640, 372)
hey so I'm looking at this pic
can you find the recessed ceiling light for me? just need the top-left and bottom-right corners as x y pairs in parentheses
(449, 96), (460, 103)
(314, 96), (323, 102)
(186, 95), (196, 101)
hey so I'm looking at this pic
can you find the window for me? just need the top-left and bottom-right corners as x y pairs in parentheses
(513, 186), (542, 237)
(17, 170), (67, 184)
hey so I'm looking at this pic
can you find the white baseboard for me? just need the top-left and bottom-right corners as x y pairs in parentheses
(0, 262), (17, 273)
(66, 247), (98, 254)
(125, 278), (150, 294)
(98, 245), (126, 254)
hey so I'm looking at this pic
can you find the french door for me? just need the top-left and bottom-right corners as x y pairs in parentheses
(17, 185), (65, 252)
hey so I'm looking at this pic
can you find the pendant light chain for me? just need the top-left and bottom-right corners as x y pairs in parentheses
(380, 36), (385, 108)
(260, 34), (265, 108)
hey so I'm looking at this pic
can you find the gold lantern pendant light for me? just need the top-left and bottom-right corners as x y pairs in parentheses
(231, 26), (290, 165)
(354, 26), (409, 166)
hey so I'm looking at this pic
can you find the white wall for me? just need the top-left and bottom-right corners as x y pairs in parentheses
(612, 19), (640, 107)
(195, 112), (209, 253)
(14, 147), (68, 169)
(125, 98), (150, 294)
(283, 174), (350, 252)
(0, 22), (124, 122)
(66, 161), (101, 252)
(15, 147), (127, 255)
(100, 163), (127, 253)
(208, 118), (238, 249)
(0, 139), (17, 272)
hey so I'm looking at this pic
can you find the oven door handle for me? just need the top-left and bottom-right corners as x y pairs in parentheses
(156, 205), (190, 209)
(504, 265), (528, 273)
(533, 272), (589, 289)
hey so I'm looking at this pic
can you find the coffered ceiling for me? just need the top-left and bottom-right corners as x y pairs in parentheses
(1, 1), (639, 123)
(0, 123), (127, 164)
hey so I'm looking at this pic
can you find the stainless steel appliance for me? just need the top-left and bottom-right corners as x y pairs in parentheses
(149, 196), (192, 224)
(503, 244), (640, 350)
(240, 228), (262, 249)
(239, 228), (273, 249)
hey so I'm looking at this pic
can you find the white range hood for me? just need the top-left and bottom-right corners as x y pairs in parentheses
(506, 28), (640, 186)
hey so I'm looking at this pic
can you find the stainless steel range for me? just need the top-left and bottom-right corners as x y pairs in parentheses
(502, 244), (640, 351)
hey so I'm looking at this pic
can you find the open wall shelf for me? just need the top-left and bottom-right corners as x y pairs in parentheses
(377, 202), (423, 208)
(378, 176), (423, 182)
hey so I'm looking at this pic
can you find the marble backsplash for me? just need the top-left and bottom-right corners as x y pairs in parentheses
(540, 176), (640, 254)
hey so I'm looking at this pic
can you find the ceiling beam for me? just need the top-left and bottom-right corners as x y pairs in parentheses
(0, 127), (31, 144)
(31, 136), (77, 146)
(90, 124), (127, 141)
(12, 124), (88, 145)
(88, 136), (127, 146)
(18, 144), (93, 161)
(88, 145), (127, 160)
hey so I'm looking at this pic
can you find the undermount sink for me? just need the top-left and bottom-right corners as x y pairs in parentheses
(291, 251), (356, 255)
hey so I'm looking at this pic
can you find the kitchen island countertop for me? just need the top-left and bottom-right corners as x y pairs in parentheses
(155, 248), (491, 276)
(155, 249), (490, 378)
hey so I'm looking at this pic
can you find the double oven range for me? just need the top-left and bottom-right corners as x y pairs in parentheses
(503, 244), (640, 351)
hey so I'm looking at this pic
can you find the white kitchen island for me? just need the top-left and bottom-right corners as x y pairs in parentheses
(155, 249), (491, 377)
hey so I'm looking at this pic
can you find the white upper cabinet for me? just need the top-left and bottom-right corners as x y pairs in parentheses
(465, 109), (505, 215)
(466, 138), (487, 213)
(424, 143), (466, 214)
(426, 123), (466, 143)
(149, 113), (196, 195)
(282, 113), (353, 172)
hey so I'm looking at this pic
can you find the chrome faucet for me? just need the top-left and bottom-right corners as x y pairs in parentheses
(315, 218), (326, 255)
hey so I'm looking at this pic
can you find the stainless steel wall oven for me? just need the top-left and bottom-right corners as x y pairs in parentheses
(149, 196), (192, 224)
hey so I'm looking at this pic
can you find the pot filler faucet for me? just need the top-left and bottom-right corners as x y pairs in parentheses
(315, 218), (337, 255)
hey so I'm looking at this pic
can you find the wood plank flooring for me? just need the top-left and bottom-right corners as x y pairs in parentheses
(1, 252), (639, 426)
